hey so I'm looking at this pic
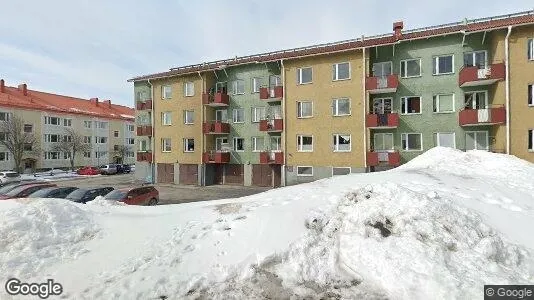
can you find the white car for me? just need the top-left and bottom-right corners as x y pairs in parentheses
(0, 171), (21, 184)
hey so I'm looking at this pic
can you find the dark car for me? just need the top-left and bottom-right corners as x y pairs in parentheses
(66, 187), (114, 204)
(28, 187), (79, 199)
(116, 164), (131, 174)
(0, 183), (57, 200)
(104, 186), (159, 206)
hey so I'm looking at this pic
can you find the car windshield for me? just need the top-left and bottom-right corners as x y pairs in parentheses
(104, 190), (127, 200)
(66, 188), (88, 200)
(0, 183), (21, 194)
(28, 187), (55, 198)
(5, 172), (19, 178)
(6, 185), (39, 197)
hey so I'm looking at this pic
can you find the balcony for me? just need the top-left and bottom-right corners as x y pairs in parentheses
(136, 125), (152, 136)
(366, 113), (399, 129)
(260, 86), (283, 102)
(366, 151), (400, 167)
(458, 106), (506, 126)
(202, 151), (230, 164)
(459, 63), (505, 87)
(136, 152), (153, 163)
(365, 74), (399, 94)
(259, 151), (284, 164)
(202, 121), (230, 135)
(259, 119), (283, 132)
(202, 91), (229, 106)
(136, 99), (152, 110)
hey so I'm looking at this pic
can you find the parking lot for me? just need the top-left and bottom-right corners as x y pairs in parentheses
(55, 174), (271, 205)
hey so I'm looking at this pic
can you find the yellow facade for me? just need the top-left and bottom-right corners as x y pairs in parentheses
(488, 30), (507, 152)
(284, 51), (366, 168)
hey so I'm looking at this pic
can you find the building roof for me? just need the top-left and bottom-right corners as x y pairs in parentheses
(0, 81), (134, 121)
(128, 10), (534, 82)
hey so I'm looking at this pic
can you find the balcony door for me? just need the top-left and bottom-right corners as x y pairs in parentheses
(216, 137), (229, 152)
(372, 98), (393, 114)
(267, 105), (282, 119)
(215, 82), (227, 93)
(372, 61), (393, 77)
(270, 136), (281, 152)
(464, 91), (488, 109)
(215, 110), (227, 122)
(464, 51), (487, 69)
(465, 131), (489, 151)
(373, 133), (394, 162)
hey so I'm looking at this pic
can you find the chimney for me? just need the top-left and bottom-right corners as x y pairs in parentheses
(393, 21), (404, 39)
(0, 79), (4, 93)
(103, 99), (112, 108)
(90, 97), (99, 106)
(18, 83), (28, 96)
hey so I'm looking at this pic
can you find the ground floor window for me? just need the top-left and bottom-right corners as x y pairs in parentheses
(332, 167), (351, 176)
(465, 131), (488, 150)
(434, 132), (456, 148)
(0, 152), (9, 161)
(401, 133), (422, 151)
(297, 166), (313, 176)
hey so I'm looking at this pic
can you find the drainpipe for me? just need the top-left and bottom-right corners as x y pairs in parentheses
(362, 46), (368, 171)
(505, 26), (512, 155)
(281, 59), (286, 186)
(198, 71), (205, 186)
(147, 78), (155, 183)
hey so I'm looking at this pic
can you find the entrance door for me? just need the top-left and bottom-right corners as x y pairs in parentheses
(464, 91), (488, 109)
(372, 98), (393, 114)
(465, 131), (489, 151)
(213, 164), (224, 185)
(157, 163), (174, 183)
(272, 165), (281, 187)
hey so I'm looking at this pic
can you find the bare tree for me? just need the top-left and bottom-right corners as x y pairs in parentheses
(52, 128), (92, 171)
(0, 115), (40, 173)
(113, 145), (132, 164)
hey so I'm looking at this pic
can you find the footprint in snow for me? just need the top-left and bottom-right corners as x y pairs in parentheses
(234, 215), (247, 221)
(184, 245), (196, 252)
(218, 251), (227, 256)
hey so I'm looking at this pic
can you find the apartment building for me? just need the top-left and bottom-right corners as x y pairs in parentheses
(130, 10), (534, 186)
(0, 80), (135, 172)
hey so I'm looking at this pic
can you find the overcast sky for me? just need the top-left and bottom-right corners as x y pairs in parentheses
(0, 1), (532, 107)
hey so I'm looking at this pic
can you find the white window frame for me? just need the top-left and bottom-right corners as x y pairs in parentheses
(63, 118), (72, 127)
(372, 61), (393, 77)
(297, 135), (313, 152)
(231, 80), (245, 95)
(528, 38), (533, 61)
(251, 137), (264, 152)
(332, 98), (351, 116)
(373, 133), (394, 151)
(139, 140), (148, 151)
(433, 94), (455, 113)
(333, 134), (351, 152)
(332, 167), (351, 177)
(232, 109), (244, 123)
(465, 131), (489, 151)
(296, 166), (313, 177)
(83, 151), (91, 158)
(162, 112), (172, 126)
(434, 132), (456, 148)
(400, 58), (422, 78)
(0, 112), (11, 122)
(162, 85), (172, 99)
(184, 82), (194, 97)
(297, 67), (313, 84)
(183, 138), (194, 152)
(161, 138), (172, 152)
(401, 133), (423, 151)
(215, 110), (228, 122)
(126, 138), (135, 145)
(400, 96), (422, 115)
(297, 101), (313, 118)
(270, 136), (281, 151)
(251, 107), (266, 123)
(433, 54), (455, 75)
(464, 90), (488, 109)
(252, 77), (262, 93)
(0, 152), (9, 161)
(463, 50), (488, 68)
(44, 116), (60, 125)
(528, 84), (534, 106)
(127, 124), (135, 132)
(332, 62), (351, 81)
(215, 137), (228, 152)
(83, 120), (92, 128)
(184, 110), (194, 124)
(529, 129), (534, 151)
(233, 137), (245, 152)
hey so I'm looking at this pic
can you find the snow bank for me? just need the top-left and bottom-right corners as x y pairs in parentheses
(87, 196), (126, 206)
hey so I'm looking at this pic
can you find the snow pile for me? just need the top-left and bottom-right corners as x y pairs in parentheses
(87, 196), (126, 206)
(0, 199), (100, 279)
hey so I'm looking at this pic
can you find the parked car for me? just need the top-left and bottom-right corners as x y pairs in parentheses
(28, 187), (79, 199)
(66, 187), (114, 203)
(77, 166), (101, 176)
(104, 186), (159, 206)
(0, 183), (57, 200)
(0, 171), (21, 184)
(0, 181), (45, 195)
(99, 164), (118, 175)
(116, 164), (131, 174)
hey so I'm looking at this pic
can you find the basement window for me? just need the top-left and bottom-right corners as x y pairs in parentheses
(297, 166), (313, 177)
(332, 167), (351, 176)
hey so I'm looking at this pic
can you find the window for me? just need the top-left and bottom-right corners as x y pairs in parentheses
(252, 107), (266, 123)
(297, 166), (313, 176)
(433, 55), (454, 75)
(372, 62), (393, 77)
(252, 137), (264, 152)
(297, 135), (313, 152)
(297, 101), (313, 118)
(126, 152), (135, 158)
(529, 129), (533, 151)
(84, 120), (92, 128)
(126, 138), (135, 145)
(269, 75), (281, 88)
(63, 152), (72, 160)
(162, 85), (172, 99)
(372, 98), (393, 114)
(434, 132), (456, 148)
(433, 94), (454, 113)
(84, 136), (92, 143)
(528, 39), (533, 61)
(0, 133), (5, 141)
(215, 110), (228, 122)
(0, 112), (11, 122)
(184, 138), (194, 152)
(127, 124), (135, 132)
(333, 134), (351, 152)
(139, 140), (148, 151)
(465, 131), (489, 151)
(528, 84), (533, 106)
(297, 67), (313, 84)
(464, 91), (488, 109)
(464, 51), (487, 68)
(401, 133), (423, 151)
(63, 118), (72, 127)
(270, 136), (281, 151)
(0, 152), (9, 161)
(332, 167), (351, 176)
(96, 121), (108, 129)
(84, 151), (91, 158)
(373, 133), (394, 151)
(184, 82), (194, 97)
(114, 131), (119, 138)
(332, 62), (350, 80)
(136, 91), (148, 102)
(162, 112), (172, 126)
(95, 151), (107, 158)
(96, 137), (107, 144)
(233, 109), (244, 123)
(23, 143), (32, 151)
(44, 134), (60, 143)
(215, 137), (228, 151)
(161, 138), (171, 152)
(183, 110), (194, 124)
(24, 124), (33, 133)
(231, 80), (245, 95)
(252, 77), (262, 93)
(401, 96), (421, 114)
(44, 116), (60, 125)
(44, 152), (60, 160)
(233, 137), (244, 152)
(400, 59), (421, 78)
(113, 145), (119, 151)
(332, 98), (350, 116)
(63, 135), (72, 143)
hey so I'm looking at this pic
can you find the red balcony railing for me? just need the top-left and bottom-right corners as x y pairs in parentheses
(260, 151), (284, 164)
(136, 99), (153, 110)
(136, 125), (152, 136)
(136, 152), (153, 163)
(259, 119), (283, 132)
(202, 121), (230, 134)
(260, 86), (283, 101)
(365, 74), (399, 94)
(202, 151), (230, 164)
(367, 151), (400, 167)
(459, 63), (505, 87)
(458, 106), (506, 126)
(366, 113), (399, 128)
(202, 92), (229, 106)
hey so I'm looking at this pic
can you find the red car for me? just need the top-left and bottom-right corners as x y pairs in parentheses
(0, 183), (57, 200)
(77, 166), (100, 175)
(104, 186), (159, 206)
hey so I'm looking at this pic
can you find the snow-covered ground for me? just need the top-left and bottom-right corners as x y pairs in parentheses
(20, 169), (100, 182)
(1, 148), (534, 299)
